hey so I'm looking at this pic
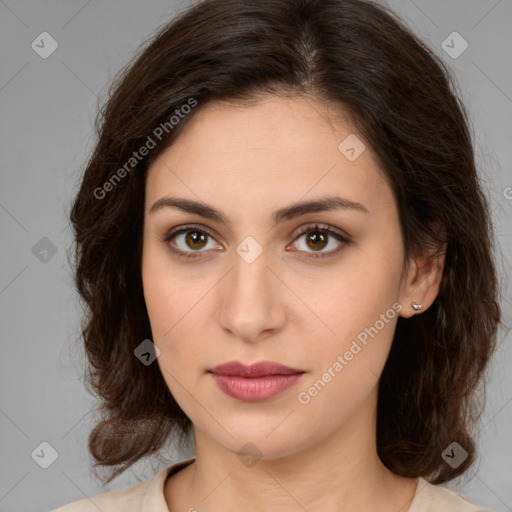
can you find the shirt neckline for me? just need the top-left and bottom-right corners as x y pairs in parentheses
(143, 458), (431, 512)
(141, 457), (195, 511)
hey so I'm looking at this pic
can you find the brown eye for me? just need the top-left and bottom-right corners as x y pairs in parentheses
(290, 224), (351, 258)
(184, 230), (208, 250)
(163, 225), (221, 259)
(163, 223), (351, 260)
(305, 231), (329, 251)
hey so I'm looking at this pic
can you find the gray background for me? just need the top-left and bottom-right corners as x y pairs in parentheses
(0, 0), (511, 511)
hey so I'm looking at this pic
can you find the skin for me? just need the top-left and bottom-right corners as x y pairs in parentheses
(141, 94), (445, 512)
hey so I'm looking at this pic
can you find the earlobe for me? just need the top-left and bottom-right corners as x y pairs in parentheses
(398, 245), (446, 318)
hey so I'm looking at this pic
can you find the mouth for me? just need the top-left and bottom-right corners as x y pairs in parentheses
(209, 360), (305, 377)
(208, 360), (305, 402)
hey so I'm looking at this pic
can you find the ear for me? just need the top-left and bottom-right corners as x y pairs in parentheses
(398, 239), (447, 319)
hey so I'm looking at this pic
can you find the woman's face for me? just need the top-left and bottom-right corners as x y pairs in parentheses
(142, 95), (412, 460)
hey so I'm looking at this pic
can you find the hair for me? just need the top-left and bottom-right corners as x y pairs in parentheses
(69, 0), (502, 486)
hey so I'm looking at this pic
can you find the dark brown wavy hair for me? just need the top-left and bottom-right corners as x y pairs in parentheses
(69, 0), (502, 485)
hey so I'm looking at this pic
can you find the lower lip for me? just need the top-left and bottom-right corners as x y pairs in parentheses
(210, 373), (304, 402)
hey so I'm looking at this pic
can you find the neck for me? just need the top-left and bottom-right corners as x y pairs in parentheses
(166, 387), (418, 512)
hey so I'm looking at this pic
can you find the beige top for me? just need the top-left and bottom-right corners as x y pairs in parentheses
(53, 458), (488, 512)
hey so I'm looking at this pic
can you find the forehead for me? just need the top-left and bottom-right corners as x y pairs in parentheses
(145, 95), (395, 222)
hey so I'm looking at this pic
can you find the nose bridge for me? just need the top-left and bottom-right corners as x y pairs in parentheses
(230, 239), (273, 305)
(218, 239), (284, 341)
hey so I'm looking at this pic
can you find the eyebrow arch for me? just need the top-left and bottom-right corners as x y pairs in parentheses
(149, 195), (369, 227)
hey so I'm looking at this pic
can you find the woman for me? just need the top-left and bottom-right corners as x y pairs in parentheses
(55, 0), (501, 510)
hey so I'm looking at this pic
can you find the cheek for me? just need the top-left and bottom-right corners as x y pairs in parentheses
(141, 246), (211, 384)
(142, 246), (183, 368)
(295, 293), (400, 424)
(142, 241), (194, 337)
(301, 242), (403, 387)
(142, 270), (203, 409)
(318, 248), (401, 334)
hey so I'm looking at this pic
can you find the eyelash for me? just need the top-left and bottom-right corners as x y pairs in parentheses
(162, 223), (352, 260)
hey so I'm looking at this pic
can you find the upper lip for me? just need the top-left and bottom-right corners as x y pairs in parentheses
(209, 360), (304, 377)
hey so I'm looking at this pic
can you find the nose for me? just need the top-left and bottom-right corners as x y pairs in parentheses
(217, 247), (286, 344)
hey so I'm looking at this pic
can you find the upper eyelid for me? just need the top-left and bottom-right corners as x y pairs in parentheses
(165, 223), (220, 244)
(164, 222), (350, 246)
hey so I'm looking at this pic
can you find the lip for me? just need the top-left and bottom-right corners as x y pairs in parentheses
(209, 360), (305, 402)
(210, 360), (304, 377)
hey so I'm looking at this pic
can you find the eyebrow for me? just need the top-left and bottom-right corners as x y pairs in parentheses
(149, 195), (369, 227)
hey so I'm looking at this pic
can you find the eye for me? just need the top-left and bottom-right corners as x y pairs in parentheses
(289, 224), (351, 258)
(163, 224), (222, 259)
(162, 223), (351, 260)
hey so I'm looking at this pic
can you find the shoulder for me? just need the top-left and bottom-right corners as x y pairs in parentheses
(409, 477), (490, 512)
(51, 461), (186, 512)
(52, 480), (149, 512)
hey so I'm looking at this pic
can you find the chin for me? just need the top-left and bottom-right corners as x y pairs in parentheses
(201, 417), (312, 461)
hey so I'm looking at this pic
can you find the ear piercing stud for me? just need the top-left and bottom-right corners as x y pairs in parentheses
(411, 302), (423, 311)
